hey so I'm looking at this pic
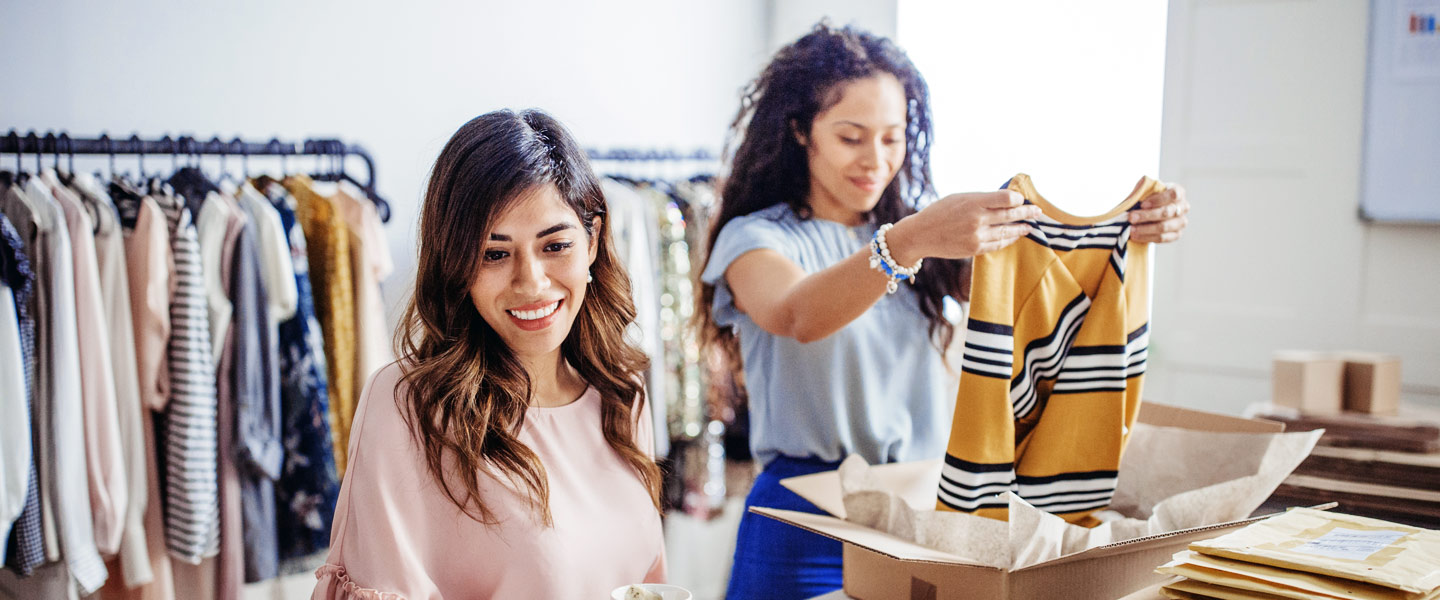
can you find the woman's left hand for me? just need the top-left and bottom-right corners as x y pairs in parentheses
(1128, 183), (1190, 243)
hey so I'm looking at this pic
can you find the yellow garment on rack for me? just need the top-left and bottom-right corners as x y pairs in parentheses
(284, 175), (358, 478)
(937, 173), (1163, 525)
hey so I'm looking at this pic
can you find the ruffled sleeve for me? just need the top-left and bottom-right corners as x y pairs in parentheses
(310, 363), (441, 600)
(313, 565), (408, 600)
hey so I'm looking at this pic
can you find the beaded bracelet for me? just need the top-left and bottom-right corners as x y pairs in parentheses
(869, 223), (923, 294)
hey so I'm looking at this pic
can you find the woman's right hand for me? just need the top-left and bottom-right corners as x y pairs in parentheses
(886, 190), (1041, 263)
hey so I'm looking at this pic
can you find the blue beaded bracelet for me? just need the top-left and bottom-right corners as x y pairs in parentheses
(869, 224), (922, 294)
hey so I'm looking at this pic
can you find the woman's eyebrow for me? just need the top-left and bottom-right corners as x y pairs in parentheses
(536, 223), (575, 238)
(488, 222), (575, 242)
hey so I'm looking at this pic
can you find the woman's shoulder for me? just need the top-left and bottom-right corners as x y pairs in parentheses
(349, 361), (418, 454)
(728, 202), (796, 228)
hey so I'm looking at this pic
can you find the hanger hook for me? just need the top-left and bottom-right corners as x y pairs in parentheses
(6, 130), (20, 174)
(24, 132), (41, 174)
(99, 133), (114, 178)
(235, 137), (249, 179)
(58, 132), (74, 174)
(44, 131), (59, 170)
(129, 134), (145, 179)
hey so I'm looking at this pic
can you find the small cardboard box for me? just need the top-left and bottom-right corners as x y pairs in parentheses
(1273, 351), (1344, 415)
(1341, 352), (1402, 415)
(754, 404), (1296, 600)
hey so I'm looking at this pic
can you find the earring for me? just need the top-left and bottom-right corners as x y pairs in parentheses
(587, 271), (593, 283)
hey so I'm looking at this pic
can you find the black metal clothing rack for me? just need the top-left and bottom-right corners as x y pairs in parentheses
(1, 130), (390, 222)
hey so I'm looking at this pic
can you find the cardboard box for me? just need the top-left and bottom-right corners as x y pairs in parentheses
(1273, 351), (1344, 415)
(1342, 352), (1402, 415)
(755, 404), (1294, 600)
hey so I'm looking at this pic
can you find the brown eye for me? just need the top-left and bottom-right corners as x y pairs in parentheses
(483, 249), (508, 262)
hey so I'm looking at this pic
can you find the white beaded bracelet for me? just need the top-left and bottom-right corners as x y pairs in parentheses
(868, 223), (923, 294)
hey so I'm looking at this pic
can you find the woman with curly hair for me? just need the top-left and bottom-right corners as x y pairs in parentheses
(312, 109), (666, 599)
(698, 22), (1190, 598)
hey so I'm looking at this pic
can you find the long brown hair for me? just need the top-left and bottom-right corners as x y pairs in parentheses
(395, 109), (661, 525)
(697, 22), (970, 376)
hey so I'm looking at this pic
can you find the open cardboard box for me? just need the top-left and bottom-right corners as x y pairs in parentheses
(753, 403), (1314, 600)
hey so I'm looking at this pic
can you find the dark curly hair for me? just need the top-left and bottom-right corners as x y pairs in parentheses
(698, 21), (969, 371)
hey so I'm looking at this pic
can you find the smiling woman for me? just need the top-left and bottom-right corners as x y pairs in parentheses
(310, 109), (667, 599)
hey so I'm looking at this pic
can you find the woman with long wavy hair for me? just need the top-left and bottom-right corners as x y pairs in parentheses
(698, 22), (1191, 598)
(312, 109), (665, 599)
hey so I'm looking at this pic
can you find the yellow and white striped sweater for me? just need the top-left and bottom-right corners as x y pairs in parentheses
(937, 173), (1163, 527)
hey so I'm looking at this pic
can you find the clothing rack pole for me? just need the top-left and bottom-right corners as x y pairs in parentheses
(0, 129), (390, 222)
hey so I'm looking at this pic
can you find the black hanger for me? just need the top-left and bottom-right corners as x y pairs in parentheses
(212, 136), (238, 188)
(3, 130), (21, 187)
(128, 134), (145, 182)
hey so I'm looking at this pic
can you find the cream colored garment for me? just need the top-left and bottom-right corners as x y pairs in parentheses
(46, 170), (128, 557)
(72, 172), (153, 588)
(195, 191), (236, 359)
(331, 184), (392, 386)
(237, 182), (297, 324)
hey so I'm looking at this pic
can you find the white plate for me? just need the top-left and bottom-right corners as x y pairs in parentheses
(609, 583), (693, 600)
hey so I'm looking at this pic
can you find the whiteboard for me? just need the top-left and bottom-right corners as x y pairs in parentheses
(1360, 0), (1440, 223)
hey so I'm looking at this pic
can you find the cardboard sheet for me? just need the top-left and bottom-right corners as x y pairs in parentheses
(786, 422), (1322, 571)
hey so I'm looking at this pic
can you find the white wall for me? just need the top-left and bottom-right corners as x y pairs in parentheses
(1152, 0), (1440, 414)
(1, 0), (770, 334)
(898, 0), (1168, 216)
(768, 0), (898, 53)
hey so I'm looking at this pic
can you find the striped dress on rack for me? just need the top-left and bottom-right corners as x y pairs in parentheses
(155, 191), (222, 562)
(937, 174), (1161, 526)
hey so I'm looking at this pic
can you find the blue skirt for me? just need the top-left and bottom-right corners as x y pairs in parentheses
(725, 456), (844, 600)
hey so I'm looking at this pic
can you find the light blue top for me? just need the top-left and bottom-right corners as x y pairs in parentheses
(701, 203), (955, 468)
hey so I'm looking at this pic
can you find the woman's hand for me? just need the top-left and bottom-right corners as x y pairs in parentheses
(1128, 183), (1190, 243)
(887, 191), (1041, 263)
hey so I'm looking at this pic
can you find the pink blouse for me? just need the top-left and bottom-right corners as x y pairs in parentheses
(313, 363), (666, 600)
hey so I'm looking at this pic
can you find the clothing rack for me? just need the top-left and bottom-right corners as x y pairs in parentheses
(1, 129), (390, 222)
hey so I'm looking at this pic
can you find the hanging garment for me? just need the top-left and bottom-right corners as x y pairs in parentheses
(0, 177), (110, 597)
(601, 179), (667, 456)
(196, 192), (237, 361)
(0, 228), (29, 563)
(0, 204), (39, 569)
(108, 186), (178, 600)
(937, 173), (1161, 526)
(114, 183), (173, 414)
(46, 170), (128, 556)
(264, 184), (339, 567)
(225, 201), (282, 583)
(0, 191), (43, 578)
(208, 192), (245, 600)
(333, 183), (392, 390)
(284, 175), (357, 478)
(152, 190), (221, 563)
(70, 172), (154, 588)
(236, 183), (297, 326)
(313, 364), (666, 599)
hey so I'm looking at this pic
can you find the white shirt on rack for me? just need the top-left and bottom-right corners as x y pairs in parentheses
(0, 284), (30, 563)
